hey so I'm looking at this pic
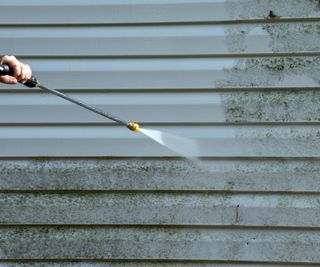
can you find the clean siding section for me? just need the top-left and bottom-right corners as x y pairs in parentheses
(1, 0), (320, 266)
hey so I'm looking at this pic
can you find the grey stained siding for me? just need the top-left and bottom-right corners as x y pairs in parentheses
(1, 0), (320, 266)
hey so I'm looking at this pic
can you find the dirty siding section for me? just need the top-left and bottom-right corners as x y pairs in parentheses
(1, 0), (320, 266)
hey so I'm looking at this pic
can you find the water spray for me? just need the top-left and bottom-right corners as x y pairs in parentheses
(0, 64), (140, 133)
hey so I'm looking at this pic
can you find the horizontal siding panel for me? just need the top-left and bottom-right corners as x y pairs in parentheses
(0, 264), (303, 267)
(0, 125), (319, 157)
(2, 193), (320, 227)
(1, 0), (320, 25)
(1, 227), (320, 262)
(1, 159), (320, 192)
(1, 90), (319, 123)
(2, 22), (320, 56)
(1, 57), (320, 90)
(0, 92), (224, 123)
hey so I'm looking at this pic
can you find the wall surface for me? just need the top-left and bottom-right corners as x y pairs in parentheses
(1, 0), (320, 266)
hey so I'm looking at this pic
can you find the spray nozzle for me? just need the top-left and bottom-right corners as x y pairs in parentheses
(127, 122), (140, 133)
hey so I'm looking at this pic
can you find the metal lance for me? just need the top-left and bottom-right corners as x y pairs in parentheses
(0, 63), (140, 133)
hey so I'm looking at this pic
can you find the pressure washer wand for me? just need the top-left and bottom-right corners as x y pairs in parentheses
(0, 64), (140, 132)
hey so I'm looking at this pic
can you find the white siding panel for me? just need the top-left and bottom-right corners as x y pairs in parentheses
(1, 159), (320, 193)
(1, 90), (319, 123)
(1, 0), (320, 25)
(0, 125), (319, 157)
(1, 22), (320, 56)
(0, 92), (225, 123)
(0, 264), (307, 267)
(2, 193), (320, 227)
(1, 227), (320, 262)
(1, 57), (320, 90)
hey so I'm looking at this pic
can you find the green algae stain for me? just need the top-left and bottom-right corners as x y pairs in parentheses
(222, 90), (320, 122)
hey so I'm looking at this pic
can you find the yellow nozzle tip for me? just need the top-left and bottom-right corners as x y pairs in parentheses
(127, 122), (140, 133)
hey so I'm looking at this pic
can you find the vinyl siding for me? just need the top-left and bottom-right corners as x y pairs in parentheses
(0, 0), (320, 266)
(0, 0), (320, 25)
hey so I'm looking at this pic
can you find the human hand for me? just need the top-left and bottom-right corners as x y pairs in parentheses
(0, 55), (32, 84)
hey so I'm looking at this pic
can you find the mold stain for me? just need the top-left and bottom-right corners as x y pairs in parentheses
(226, 0), (320, 20)
(218, 15), (320, 122)
(0, 248), (6, 258)
(262, 23), (320, 52)
(222, 90), (320, 122)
